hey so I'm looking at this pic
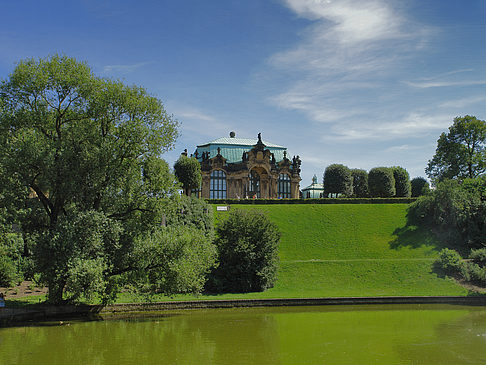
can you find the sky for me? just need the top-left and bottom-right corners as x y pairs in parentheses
(2, 0), (486, 186)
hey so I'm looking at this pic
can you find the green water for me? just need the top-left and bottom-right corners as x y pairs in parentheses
(1, 305), (486, 364)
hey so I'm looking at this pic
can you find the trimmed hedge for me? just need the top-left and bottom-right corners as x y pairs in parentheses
(208, 198), (416, 205)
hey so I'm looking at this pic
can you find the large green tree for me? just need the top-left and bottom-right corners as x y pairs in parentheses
(426, 115), (486, 183)
(0, 55), (216, 303)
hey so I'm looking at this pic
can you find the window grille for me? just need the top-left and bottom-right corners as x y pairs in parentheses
(249, 171), (260, 198)
(210, 170), (226, 199)
(278, 173), (291, 198)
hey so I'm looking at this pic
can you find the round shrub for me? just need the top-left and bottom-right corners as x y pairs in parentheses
(411, 177), (430, 197)
(392, 166), (411, 197)
(351, 169), (369, 198)
(173, 155), (202, 195)
(368, 167), (396, 197)
(323, 164), (353, 198)
(470, 248), (486, 266)
(436, 248), (462, 275)
(207, 209), (280, 293)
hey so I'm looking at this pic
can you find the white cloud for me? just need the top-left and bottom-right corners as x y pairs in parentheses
(103, 62), (150, 74)
(282, 0), (404, 45)
(267, 0), (448, 144)
(170, 105), (231, 138)
(317, 112), (451, 141)
(385, 144), (422, 152)
(272, 0), (430, 76)
(405, 80), (486, 89)
(439, 95), (486, 109)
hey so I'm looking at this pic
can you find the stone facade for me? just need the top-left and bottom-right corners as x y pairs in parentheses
(192, 133), (301, 199)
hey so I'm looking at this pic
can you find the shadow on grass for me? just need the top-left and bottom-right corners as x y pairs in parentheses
(5, 297), (47, 308)
(389, 224), (446, 251)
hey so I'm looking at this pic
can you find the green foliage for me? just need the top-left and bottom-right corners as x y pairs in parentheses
(470, 248), (486, 265)
(411, 177), (430, 197)
(208, 209), (280, 293)
(0, 255), (18, 286)
(0, 54), (179, 228)
(426, 115), (486, 183)
(351, 169), (369, 198)
(173, 155), (202, 195)
(34, 210), (123, 303)
(436, 248), (462, 274)
(135, 226), (217, 295)
(323, 164), (353, 197)
(368, 167), (396, 197)
(162, 194), (214, 235)
(460, 261), (486, 285)
(392, 166), (411, 197)
(408, 177), (486, 250)
(0, 225), (24, 286)
(0, 55), (200, 303)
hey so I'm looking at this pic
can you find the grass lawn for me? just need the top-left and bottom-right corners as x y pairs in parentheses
(8, 203), (469, 306)
(113, 204), (468, 303)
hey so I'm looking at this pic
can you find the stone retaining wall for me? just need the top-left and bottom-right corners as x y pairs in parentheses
(2, 296), (485, 326)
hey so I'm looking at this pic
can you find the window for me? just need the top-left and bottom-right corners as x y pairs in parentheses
(278, 173), (291, 198)
(210, 170), (226, 199)
(249, 171), (260, 198)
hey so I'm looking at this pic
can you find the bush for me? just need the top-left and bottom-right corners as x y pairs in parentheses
(470, 248), (486, 266)
(207, 209), (280, 293)
(0, 231), (23, 286)
(408, 177), (486, 249)
(351, 169), (369, 198)
(368, 167), (396, 197)
(392, 166), (411, 197)
(436, 248), (463, 274)
(461, 261), (486, 285)
(411, 177), (430, 197)
(173, 155), (202, 196)
(0, 255), (18, 286)
(323, 164), (353, 198)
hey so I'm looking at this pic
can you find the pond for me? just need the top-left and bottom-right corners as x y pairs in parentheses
(1, 304), (486, 364)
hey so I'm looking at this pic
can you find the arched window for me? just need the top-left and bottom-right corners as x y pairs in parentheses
(278, 173), (291, 198)
(210, 170), (226, 199)
(249, 171), (260, 198)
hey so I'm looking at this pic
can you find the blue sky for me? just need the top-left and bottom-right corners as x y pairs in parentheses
(2, 0), (486, 186)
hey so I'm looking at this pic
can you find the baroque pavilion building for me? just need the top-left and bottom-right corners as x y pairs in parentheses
(190, 132), (301, 199)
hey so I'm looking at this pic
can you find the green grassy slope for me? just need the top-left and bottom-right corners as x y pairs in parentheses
(210, 204), (467, 298)
(112, 204), (467, 303)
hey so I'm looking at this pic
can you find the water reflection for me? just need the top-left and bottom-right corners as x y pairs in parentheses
(1, 305), (485, 365)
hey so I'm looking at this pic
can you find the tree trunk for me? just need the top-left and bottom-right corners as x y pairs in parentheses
(47, 280), (65, 304)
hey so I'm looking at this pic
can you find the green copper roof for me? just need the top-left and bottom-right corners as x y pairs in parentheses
(198, 137), (284, 148)
(195, 135), (287, 164)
